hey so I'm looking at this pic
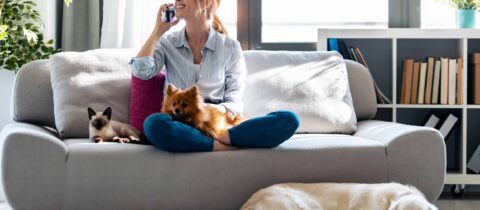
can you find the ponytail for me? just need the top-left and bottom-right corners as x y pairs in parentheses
(212, 14), (228, 35)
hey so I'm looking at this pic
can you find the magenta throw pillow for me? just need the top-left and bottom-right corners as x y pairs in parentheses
(130, 72), (166, 133)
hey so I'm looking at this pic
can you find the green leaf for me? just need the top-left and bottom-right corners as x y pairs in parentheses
(65, 0), (73, 7)
(0, 25), (7, 40)
(22, 27), (37, 44)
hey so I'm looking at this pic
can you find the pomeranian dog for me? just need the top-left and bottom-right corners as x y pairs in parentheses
(241, 182), (438, 210)
(161, 84), (243, 139)
(88, 107), (141, 143)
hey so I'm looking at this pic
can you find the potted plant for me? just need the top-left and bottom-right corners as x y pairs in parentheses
(440, 0), (480, 28)
(0, 0), (58, 138)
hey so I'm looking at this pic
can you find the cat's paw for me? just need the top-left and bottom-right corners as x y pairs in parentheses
(93, 137), (103, 143)
(129, 135), (140, 142)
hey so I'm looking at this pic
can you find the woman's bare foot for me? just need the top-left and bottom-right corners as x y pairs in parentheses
(216, 130), (231, 145)
(213, 141), (238, 151)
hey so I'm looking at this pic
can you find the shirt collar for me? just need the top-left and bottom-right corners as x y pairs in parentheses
(174, 26), (217, 51)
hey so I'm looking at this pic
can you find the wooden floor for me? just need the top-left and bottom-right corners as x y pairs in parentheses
(434, 192), (480, 210)
(0, 194), (478, 210)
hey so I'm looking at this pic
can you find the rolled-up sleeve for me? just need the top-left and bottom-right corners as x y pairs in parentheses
(129, 38), (166, 80)
(221, 41), (246, 114)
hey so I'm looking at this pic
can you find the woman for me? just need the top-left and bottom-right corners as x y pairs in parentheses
(130, 0), (299, 152)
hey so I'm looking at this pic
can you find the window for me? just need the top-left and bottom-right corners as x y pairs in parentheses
(163, 0), (237, 39)
(261, 0), (388, 43)
(421, 0), (457, 28)
(421, 0), (480, 29)
(217, 0), (237, 39)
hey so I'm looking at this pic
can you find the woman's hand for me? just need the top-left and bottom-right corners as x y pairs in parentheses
(208, 104), (228, 114)
(152, 3), (180, 39)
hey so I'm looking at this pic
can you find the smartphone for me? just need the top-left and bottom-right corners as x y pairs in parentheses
(162, 6), (177, 23)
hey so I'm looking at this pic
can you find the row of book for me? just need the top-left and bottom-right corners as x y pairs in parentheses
(400, 57), (463, 105)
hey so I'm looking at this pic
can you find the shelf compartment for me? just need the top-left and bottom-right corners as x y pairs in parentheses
(396, 39), (463, 104)
(396, 108), (463, 172)
(333, 39), (393, 102)
(467, 109), (480, 174)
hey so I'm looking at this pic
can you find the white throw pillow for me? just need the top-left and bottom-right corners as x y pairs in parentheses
(242, 51), (357, 134)
(50, 49), (137, 138)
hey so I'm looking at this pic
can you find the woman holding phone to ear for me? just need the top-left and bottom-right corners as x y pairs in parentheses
(130, 0), (299, 152)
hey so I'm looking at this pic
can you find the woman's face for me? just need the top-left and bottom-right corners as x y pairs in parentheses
(175, 0), (206, 20)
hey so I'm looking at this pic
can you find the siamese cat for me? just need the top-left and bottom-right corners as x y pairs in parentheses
(88, 107), (141, 143)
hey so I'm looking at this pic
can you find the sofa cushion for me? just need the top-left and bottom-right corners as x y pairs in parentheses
(130, 72), (166, 133)
(50, 49), (137, 138)
(61, 135), (386, 209)
(243, 51), (357, 134)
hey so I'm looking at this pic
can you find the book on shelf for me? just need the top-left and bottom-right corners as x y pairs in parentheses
(471, 53), (480, 104)
(425, 57), (435, 104)
(338, 41), (352, 60)
(411, 62), (420, 104)
(432, 60), (441, 104)
(438, 113), (458, 139)
(418, 62), (427, 104)
(350, 48), (359, 62)
(440, 57), (449, 105)
(457, 58), (463, 105)
(448, 59), (457, 105)
(401, 59), (414, 104)
(328, 38), (339, 51)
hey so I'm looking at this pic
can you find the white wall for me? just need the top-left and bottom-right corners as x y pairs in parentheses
(37, 0), (57, 41)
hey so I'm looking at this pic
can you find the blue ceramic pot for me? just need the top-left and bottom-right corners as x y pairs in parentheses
(456, 9), (477, 28)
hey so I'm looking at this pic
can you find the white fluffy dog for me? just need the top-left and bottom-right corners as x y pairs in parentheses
(241, 183), (438, 210)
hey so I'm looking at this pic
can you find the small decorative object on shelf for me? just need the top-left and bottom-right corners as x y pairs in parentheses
(468, 145), (480, 173)
(438, 0), (480, 28)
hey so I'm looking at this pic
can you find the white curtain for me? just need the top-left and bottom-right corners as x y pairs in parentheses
(100, 0), (185, 49)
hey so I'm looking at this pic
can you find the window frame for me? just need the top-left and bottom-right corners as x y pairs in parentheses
(237, 0), (421, 51)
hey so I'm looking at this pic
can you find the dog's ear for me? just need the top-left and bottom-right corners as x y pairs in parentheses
(88, 107), (96, 120)
(186, 85), (199, 97)
(166, 84), (178, 96)
(103, 107), (112, 120)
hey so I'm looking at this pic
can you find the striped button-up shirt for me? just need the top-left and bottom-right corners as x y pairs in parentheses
(130, 26), (246, 114)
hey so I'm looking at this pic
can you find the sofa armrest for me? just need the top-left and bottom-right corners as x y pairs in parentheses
(1, 123), (67, 210)
(354, 120), (446, 202)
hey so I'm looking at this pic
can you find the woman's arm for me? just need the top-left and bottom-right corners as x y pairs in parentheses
(130, 3), (179, 80)
(221, 41), (247, 114)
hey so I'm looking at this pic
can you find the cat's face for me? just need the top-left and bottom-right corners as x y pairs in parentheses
(88, 107), (112, 130)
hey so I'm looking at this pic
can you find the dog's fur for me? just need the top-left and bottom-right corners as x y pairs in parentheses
(161, 84), (243, 139)
(241, 183), (438, 210)
(88, 107), (141, 143)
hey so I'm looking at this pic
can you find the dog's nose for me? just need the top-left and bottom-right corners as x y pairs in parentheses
(175, 109), (180, 115)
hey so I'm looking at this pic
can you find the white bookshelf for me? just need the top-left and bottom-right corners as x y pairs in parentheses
(318, 29), (480, 192)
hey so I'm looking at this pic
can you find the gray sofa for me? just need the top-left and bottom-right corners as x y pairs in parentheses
(1, 51), (445, 210)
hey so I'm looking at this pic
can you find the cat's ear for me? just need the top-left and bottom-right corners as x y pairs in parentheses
(103, 107), (112, 120)
(186, 85), (199, 97)
(88, 107), (96, 120)
(166, 84), (178, 96)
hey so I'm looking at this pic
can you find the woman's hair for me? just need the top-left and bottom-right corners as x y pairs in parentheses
(199, 0), (228, 35)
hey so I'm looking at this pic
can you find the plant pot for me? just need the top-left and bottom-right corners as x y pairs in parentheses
(0, 68), (15, 202)
(456, 9), (477, 28)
